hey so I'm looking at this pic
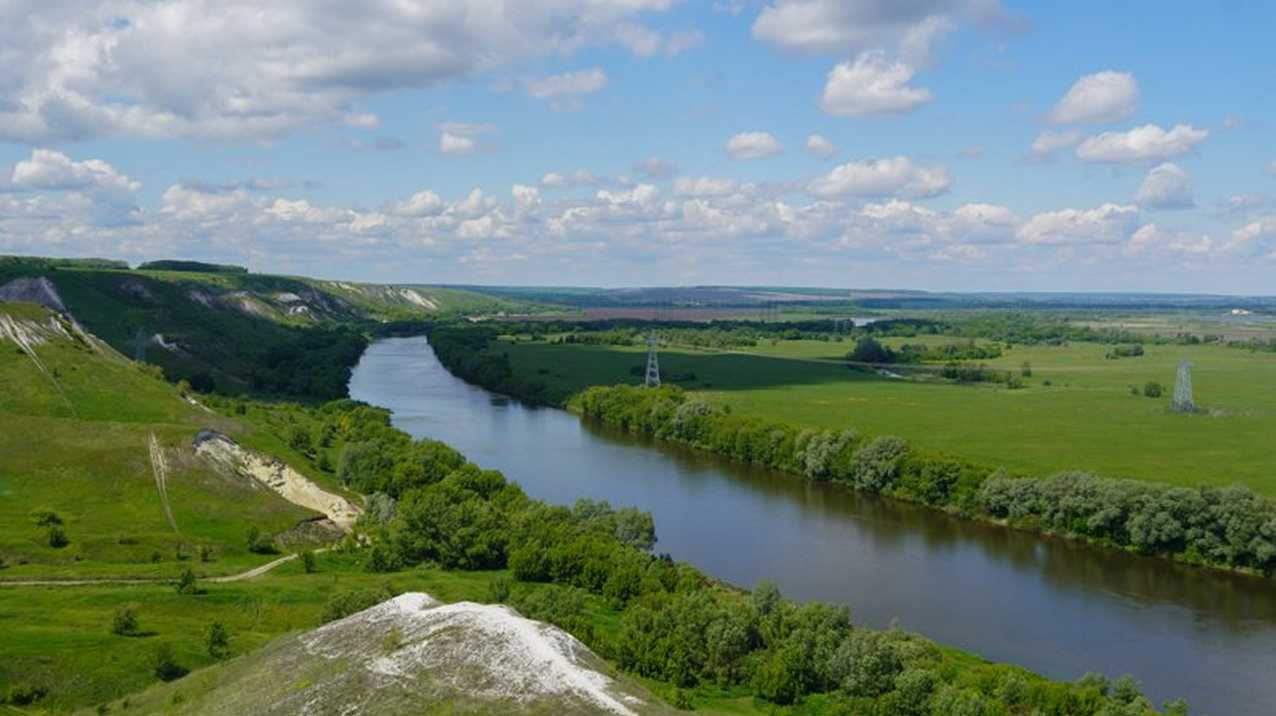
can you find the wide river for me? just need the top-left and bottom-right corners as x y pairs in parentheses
(349, 336), (1276, 715)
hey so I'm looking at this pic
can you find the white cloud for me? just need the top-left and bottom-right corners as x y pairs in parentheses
(1135, 163), (1194, 210)
(1076, 124), (1209, 164)
(11, 149), (141, 196)
(806, 134), (838, 159)
(1227, 216), (1276, 258)
(1268, 161), (1276, 176)
(819, 51), (931, 117)
(526, 68), (607, 110)
(540, 170), (605, 189)
(807, 156), (951, 198)
(726, 132), (783, 160)
(1215, 194), (1266, 216)
(392, 190), (445, 217)
(673, 177), (741, 197)
(1028, 129), (1082, 160)
(665, 30), (706, 57)
(1017, 203), (1139, 245)
(1127, 224), (1214, 257)
(0, 1), (674, 143)
(752, 0), (1006, 65)
(632, 157), (679, 180)
(1045, 71), (1138, 125)
(437, 122), (493, 156)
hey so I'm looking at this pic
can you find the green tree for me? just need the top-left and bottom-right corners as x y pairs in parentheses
(205, 621), (230, 658)
(175, 567), (200, 595)
(47, 525), (69, 548)
(848, 336), (895, 364)
(111, 607), (139, 636)
(1143, 381), (1163, 398)
(301, 550), (317, 573)
(152, 643), (188, 682)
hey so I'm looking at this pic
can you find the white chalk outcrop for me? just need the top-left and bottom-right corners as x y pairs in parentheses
(193, 431), (361, 530)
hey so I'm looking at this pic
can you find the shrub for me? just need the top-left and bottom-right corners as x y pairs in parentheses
(6, 684), (48, 706)
(152, 643), (188, 682)
(47, 525), (70, 548)
(301, 550), (317, 573)
(205, 621), (230, 658)
(246, 527), (277, 555)
(198, 545), (214, 562)
(1143, 381), (1163, 398)
(175, 567), (200, 595)
(31, 509), (62, 526)
(487, 575), (512, 603)
(111, 607), (139, 636)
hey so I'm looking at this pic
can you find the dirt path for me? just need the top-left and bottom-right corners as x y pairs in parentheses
(0, 551), (319, 588)
(149, 432), (180, 534)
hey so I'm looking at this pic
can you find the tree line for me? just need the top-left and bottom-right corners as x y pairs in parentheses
(574, 384), (1276, 577)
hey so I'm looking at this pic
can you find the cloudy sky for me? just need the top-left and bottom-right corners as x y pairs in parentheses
(1, 1), (1274, 292)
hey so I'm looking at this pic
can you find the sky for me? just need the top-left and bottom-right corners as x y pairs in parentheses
(1, 1), (1274, 293)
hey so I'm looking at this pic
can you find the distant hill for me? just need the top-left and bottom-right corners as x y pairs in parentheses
(137, 260), (248, 274)
(111, 592), (674, 715)
(0, 255), (541, 399)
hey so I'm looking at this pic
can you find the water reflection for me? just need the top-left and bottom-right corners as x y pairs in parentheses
(350, 337), (1276, 716)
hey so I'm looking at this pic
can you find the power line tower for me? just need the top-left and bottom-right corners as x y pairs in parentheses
(1172, 359), (1195, 413)
(644, 334), (661, 388)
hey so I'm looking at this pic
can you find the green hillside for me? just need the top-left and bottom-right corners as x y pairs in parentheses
(0, 302), (325, 580)
(0, 255), (537, 400)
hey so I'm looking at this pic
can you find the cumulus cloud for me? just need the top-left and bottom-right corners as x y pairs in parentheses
(1126, 224), (1214, 258)
(341, 113), (381, 130)
(1215, 194), (1266, 217)
(0, 1), (674, 143)
(807, 156), (951, 198)
(1027, 129), (1082, 160)
(752, 0), (1007, 65)
(540, 170), (606, 189)
(806, 134), (838, 158)
(526, 68), (608, 110)
(819, 51), (932, 117)
(1075, 124), (1209, 164)
(726, 132), (783, 160)
(1135, 163), (1194, 210)
(1017, 203), (1139, 245)
(1045, 71), (1138, 125)
(11, 149), (141, 195)
(437, 122), (493, 156)
(1227, 216), (1276, 258)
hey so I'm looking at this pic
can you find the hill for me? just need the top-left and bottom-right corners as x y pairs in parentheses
(0, 301), (350, 580)
(0, 255), (537, 399)
(109, 592), (672, 715)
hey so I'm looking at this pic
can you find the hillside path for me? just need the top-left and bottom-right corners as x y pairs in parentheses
(0, 551), (322, 588)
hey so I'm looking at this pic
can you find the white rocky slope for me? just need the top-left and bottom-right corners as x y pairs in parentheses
(126, 593), (671, 715)
(193, 430), (362, 531)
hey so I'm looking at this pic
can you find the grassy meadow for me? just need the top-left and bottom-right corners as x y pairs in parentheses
(492, 334), (1276, 495)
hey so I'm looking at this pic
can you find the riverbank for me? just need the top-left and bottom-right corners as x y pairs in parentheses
(426, 326), (1276, 581)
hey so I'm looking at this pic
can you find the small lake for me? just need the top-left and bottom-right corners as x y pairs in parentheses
(349, 336), (1276, 716)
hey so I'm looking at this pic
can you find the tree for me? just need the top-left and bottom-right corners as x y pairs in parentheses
(205, 621), (230, 658)
(848, 336), (895, 364)
(1143, 381), (1163, 398)
(288, 425), (313, 454)
(301, 550), (317, 573)
(1020, 361), (1033, 378)
(176, 567), (200, 595)
(47, 525), (69, 548)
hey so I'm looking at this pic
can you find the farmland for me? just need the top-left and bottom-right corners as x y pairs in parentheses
(483, 331), (1276, 495)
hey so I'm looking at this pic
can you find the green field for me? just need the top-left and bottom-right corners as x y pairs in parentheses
(493, 335), (1276, 495)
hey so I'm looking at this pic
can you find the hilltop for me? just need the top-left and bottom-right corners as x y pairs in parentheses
(109, 593), (673, 716)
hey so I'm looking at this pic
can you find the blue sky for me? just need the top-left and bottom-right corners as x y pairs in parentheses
(1, 1), (1274, 292)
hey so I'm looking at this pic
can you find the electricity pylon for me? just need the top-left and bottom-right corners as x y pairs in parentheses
(1172, 360), (1195, 413)
(644, 334), (661, 388)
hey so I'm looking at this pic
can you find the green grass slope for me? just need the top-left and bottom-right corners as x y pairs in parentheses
(0, 303), (322, 580)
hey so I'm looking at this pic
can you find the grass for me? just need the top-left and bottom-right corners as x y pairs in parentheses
(0, 305), (322, 580)
(493, 334), (1276, 495)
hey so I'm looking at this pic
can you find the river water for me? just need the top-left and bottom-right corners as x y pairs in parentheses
(349, 336), (1276, 715)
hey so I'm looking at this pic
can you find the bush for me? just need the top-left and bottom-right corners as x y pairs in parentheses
(110, 607), (139, 636)
(1143, 381), (1163, 398)
(175, 567), (200, 595)
(301, 550), (317, 573)
(487, 575), (512, 603)
(205, 621), (230, 658)
(32, 509), (62, 526)
(5, 684), (48, 706)
(246, 526), (277, 555)
(152, 643), (188, 682)
(47, 525), (70, 548)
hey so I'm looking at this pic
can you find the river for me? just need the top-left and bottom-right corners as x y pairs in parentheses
(349, 336), (1276, 715)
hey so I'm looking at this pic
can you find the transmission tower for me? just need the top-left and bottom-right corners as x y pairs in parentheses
(1172, 360), (1195, 413)
(644, 334), (661, 387)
